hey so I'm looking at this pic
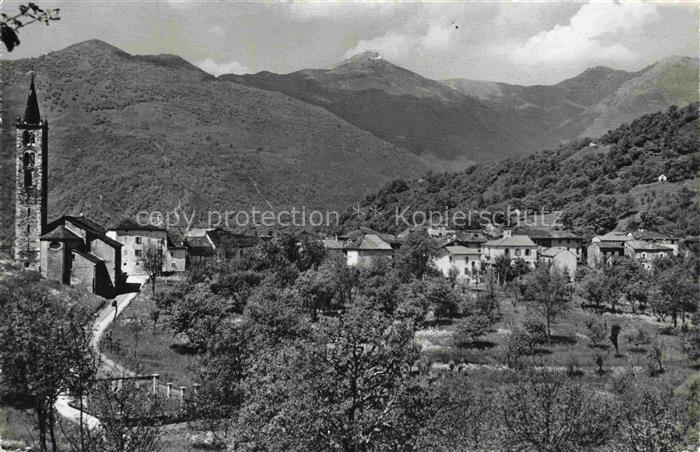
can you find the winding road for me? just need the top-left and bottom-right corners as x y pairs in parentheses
(54, 275), (149, 427)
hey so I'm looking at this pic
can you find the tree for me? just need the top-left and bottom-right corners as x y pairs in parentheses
(653, 260), (698, 327)
(522, 262), (572, 340)
(626, 327), (652, 352)
(493, 254), (511, 286)
(613, 379), (689, 451)
(609, 323), (622, 356)
(1, 3), (60, 52)
(142, 243), (164, 295)
(86, 380), (166, 452)
(453, 315), (491, 347)
(395, 229), (439, 280)
(500, 369), (616, 451)
(235, 301), (428, 451)
(584, 315), (607, 348)
(0, 274), (97, 452)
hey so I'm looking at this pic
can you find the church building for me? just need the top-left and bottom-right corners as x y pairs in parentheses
(15, 73), (123, 297)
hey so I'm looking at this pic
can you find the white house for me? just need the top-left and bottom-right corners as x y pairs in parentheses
(434, 246), (481, 280)
(658, 174), (667, 183)
(482, 232), (538, 267)
(107, 219), (167, 276)
(344, 234), (394, 267)
(539, 247), (577, 280)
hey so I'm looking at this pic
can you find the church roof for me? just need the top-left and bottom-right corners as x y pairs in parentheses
(40, 225), (82, 241)
(23, 73), (41, 125)
(72, 249), (104, 264)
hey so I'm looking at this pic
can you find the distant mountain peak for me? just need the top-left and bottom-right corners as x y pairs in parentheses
(331, 50), (389, 69)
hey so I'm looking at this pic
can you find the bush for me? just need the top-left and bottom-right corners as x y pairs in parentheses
(453, 315), (491, 348)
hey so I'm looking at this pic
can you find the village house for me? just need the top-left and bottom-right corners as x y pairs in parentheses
(41, 215), (123, 298)
(344, 234), (394, 267)
(626, 230), (679, 256)
(107, 219), (168, 276)
(539, 247), (577, 280)
(515, 227), (583, 261)
(433, 245), (481, 281)
(481, 231), (538, 268)
(185, 228), (259, 265)
(165, 228), (187, 272)
(624, 240), (674, 270)
(587, 231), (631, 267)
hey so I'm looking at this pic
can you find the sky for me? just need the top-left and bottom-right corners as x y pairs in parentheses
(3, 0), (698, 85)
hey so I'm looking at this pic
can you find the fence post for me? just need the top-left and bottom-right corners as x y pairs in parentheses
(152, 374), (159, 394)
(166, 382), (172, 399)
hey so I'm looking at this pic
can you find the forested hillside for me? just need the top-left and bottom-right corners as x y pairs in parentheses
(339, 104), (699, 237)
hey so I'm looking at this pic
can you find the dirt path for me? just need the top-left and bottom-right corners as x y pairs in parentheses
(54, 276), (148, 426)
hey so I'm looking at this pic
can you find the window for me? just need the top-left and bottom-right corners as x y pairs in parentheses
(515, 249), (521, 256)
(471, 261), (476, 268)
(170, 251), (173, 257)
(464, 267), (468, 275)
(525, 249), (531, 256)
(135, 237), (142, 245)
(24, 170), (33, 187)
(135, 249), (142, 257)
(22, 131), (35, 145)
(49, 241), (61, 250)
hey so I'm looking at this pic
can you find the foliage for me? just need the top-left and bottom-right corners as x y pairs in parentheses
(452, 314), (491, 348)
(142, 244), (164, 295)
(394, 229), (439, 280)
(234, 301), (426, 451)
(0, 273), (97, 452)
(522, 262), (572, 339)
(626, 327), (652, 352)
(500, 369), (616, 451)
(1, 3), (60, 52)
(584, 315), (608, 348)
(339, 103), (699, 237)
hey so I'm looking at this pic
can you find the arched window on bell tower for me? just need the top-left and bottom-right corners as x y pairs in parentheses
(22, 130), (35, 145)
(23, 151), (35, 187)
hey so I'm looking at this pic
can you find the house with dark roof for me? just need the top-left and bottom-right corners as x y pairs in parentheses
(624, 240), (674, 270)
(587, 231), (631, 267)
(185, 228), (259, 264)
(107, 218), (168, 276)
(40, 215), (122, 297)
(514, 227), (583, 261)
(343, 234), (394, 267)
(482, 231), (538, 267)
(626, 230), (679, 256)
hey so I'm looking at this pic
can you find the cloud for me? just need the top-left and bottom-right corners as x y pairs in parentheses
(197, 58), (251, 76)
(510, 2), (659, 66)
(344, 22), (456, 60)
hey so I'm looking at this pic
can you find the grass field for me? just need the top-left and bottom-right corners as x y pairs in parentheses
(101, 280), (196, 387)
(417, 292), (693, 380)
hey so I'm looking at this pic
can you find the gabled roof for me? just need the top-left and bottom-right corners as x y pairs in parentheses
(514, 227), (581, 240)
(40, 225), (82, 241)
(110, 218), (166, 232)
(72, 249), (104, 264)
(625, 240), (674, 252)
(455, 231), (488, 243)
(206, 229), (259, 248)
(344, 234), (393, 251)
(445, 246), (480, 255)
(47, 215), (121, 248)
(484, 235), (537, 248)
(595, 231), (632, 242)
(540, 247), (576, 258)
(186, 235), (216, 256)
(628, 230), (674, 241)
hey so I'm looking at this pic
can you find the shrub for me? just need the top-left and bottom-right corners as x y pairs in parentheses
(453, 315), (491, 348)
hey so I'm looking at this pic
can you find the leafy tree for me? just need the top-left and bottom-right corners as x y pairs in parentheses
(165, 284), (229, 352)
(584, 315), (607, 348)
(1, 3), (60, 52)
(453, 314), (491, 347)
(613, 379), (690, 451)
(394, 229), (439, 280)
(522, 262), (572, 340)
(0, 274), (97, 452)
(235, 301), (427, 451)
(424, 277), (461, 319)
(210, 269), (263, 313)
(653, 259), (698, 327)
(85, 380), (166, 452)
(626, 327), (652, 352)
(609, 323), (622, 356)
(500, 369), (616, 451)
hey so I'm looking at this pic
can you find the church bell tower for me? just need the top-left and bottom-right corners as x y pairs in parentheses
(15, 72), (48, 270)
